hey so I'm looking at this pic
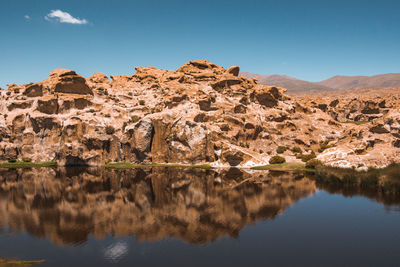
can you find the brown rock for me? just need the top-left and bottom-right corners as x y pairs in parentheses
(37, 96), (59, 114)
(89, 73), (110, 83)
(226, 66), (240, 76)
(211, 75), (242, 90)
(49, 69), (93, 95)
(177, 60), (224, 74)
(194, 113), (210, 122)
(369, 124), (390, 134)
(23, 83), (43, 97)
(234, 104), (247, 114)
(393, 139), (400, 148)
(7, 101), (33, 111)
(197, 97), (217, 111)
(222, 149), (244, 166)
(251, 86), (278, 108)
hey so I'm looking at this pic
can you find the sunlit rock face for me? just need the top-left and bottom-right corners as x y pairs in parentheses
(1, 61), (398, 168)
(0, 167), (316, 245)
(296, 88), (400, 169)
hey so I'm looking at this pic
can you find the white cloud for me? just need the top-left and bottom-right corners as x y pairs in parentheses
(24, 15), (30, 20)
(45, 9), (88, 24)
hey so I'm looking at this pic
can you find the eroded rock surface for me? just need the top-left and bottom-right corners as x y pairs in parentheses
(0, 61), (399, 168)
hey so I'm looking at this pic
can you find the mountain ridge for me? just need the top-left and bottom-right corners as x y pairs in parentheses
(241, 72), (400, 93)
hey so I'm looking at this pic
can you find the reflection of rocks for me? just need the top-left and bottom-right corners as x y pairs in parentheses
(0, 167), (315, 245)
(314, 164), (400, 206)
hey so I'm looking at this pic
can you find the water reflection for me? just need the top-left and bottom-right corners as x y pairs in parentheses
(0, 167), (316, 245)
(103, 241), (129, 263)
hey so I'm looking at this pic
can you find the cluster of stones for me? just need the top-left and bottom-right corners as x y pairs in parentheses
(0, 60), (399, 168)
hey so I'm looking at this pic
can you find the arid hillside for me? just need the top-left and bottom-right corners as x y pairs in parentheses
(242, 72), (400, 94)
(317, 73), (400, 90)
(241, 72), (333, 93)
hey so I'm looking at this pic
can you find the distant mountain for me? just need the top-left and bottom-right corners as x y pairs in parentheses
(241, 72), (333, 93)
(317, 73), (400, 90)
(241, 72), (400, 94)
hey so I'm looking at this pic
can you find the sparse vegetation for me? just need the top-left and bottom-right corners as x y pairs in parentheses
(318, 140), (332, 153)
(0, 161), (57, 168)
(251, 162), (313, 171)
(343, 121), (369, 125)
(314, 164), (400, 195)
(305, 159), (323, 169)
(269, 155), (286, 164)
(276, 146), (287, 154)
(291, 146), (302, 153)
(298, 151), (317, 162)
(0, 258), (45, 266)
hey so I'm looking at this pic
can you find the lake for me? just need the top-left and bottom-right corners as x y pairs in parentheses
(0, 167), (399, 266)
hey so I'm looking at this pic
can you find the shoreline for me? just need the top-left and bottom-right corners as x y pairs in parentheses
(0, 160), (398, 174)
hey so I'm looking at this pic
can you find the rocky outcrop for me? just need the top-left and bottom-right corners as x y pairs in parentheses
(0, 61), (399, 168)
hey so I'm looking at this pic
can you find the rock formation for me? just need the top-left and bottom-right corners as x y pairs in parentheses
(0, 60), (399, 168)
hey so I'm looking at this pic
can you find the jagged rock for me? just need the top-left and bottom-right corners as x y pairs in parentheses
(234, 104), (247, 114)
(23, 83), (43, 97)
(222, 149), (244, 166)
(211, 75), (242, 90)
(393, 139), (400, 148)
(133, 119), (154, 161)
(7, 101), (33, 111)
(177, 60), (224, 75)
(329, 99), (339, 107)
(59, 95), (92, 112)
(197, 97), (217, 111)
(250, 86), (278, 108)
(37, 96), (59, 114)
(370, 124), (390, 134)
(194, 113), (210, 122)
(89, 73), (110, 83)
(49, 69), (93, 95)
(226, 66), (240, 76)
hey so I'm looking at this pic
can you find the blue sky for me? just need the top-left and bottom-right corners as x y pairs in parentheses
(1, 0), (399, 88)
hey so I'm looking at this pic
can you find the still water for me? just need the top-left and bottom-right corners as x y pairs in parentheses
(0, 167), (399, 266)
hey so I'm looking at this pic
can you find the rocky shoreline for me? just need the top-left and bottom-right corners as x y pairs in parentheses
(0, 60), (399, 169)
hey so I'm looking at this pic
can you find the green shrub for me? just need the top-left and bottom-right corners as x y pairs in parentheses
(300, 151), (316, 162)
(305, 159), (322, 169)
(139, 100), (145, 105)
(318, 140), (332, 153)
(291, 146), (302, 153)
(276, 146), (287, 154)
(269, 155), (286, 164)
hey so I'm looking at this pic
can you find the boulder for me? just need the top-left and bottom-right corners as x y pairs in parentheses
(369, 124), (390, 134)
(23, 83), (43, 97)
(233, 104), (247, 114)
(49, 69), (93, 95)
(89, 73), (110, 83)
(226, 66), (240, 76)
(250, 86), (278, 108)
(7, 101), (33, 111)
(37, 96), (59, 114)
